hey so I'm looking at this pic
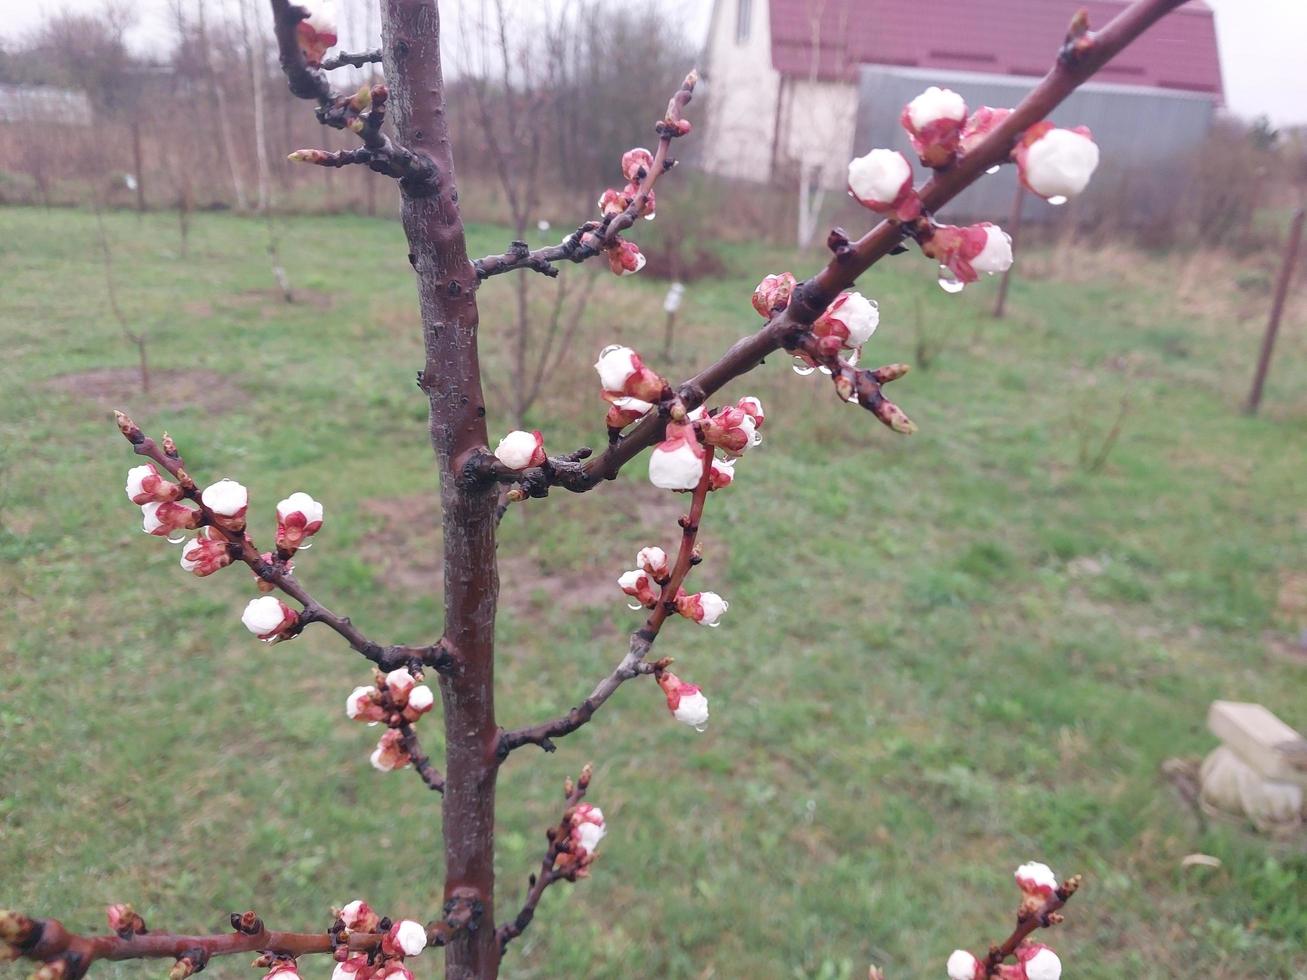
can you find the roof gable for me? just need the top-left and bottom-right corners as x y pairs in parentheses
(768, 0), (1223, 99)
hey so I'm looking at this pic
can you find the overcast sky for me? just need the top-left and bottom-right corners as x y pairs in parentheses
(1, 0), (1304, 126)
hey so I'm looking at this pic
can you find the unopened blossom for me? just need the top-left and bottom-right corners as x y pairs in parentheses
(1014, 861), (1059, 899)
(494, 430), (546, 470)
(675, 590), (728, 626)
(382, 920), (426, 958)
(252, 551), (289, 594)
(597, 187), (627, 217)
(901, 86), (967, 167)
(179, 527), (232, 577)
(346, 685), (386, 724)
(141, 500), (200, 537)
(958, 105), (1012, 157)
(569, 802), (606, 859)
(295, 0), (337, 67)
(332, 955), (373, 980)
(618, 569), (661, 608)
(372, 964), (413, 980)
(657, 671), (709, 728)
(804, 291), (879, 363)
(405, 684), (435, 718)
(621, 146), (654, 182)
(370, 728), (411, 772)
(701, 406), (757, 457)
(338, 900), (379, 934)
(125, 463), (181, 504)
(605, 239), (646, 277)
(847, 148), (920, 219)
(241, 595), (298, 640)
(105, 904), (145, 938)
(946, 950), (982, 980)
(648, 422), (706, 491)
(736, 396), (765, 429)
(605, 395), (653, 429)
(384, 667), (417, 702)
(924, 222), (1013, 284)
(708, 456), (735, 491)
(594, 344), (665, 401)
(275, 492), (324, 551)
(1014, 123), (1099, 201)
(1017, 945), (1061, 980)
(752, 272), (797, 317)
(636, 546), (669, 579)
(201, 479), (249, 530)
(262, 961), (300, 980)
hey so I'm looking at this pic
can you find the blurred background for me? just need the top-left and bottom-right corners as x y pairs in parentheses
(1, 2), (1305, 978)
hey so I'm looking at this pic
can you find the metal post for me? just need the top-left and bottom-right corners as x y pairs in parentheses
(993, 183), (1026, 318)
(1245, 208), (1305, 414)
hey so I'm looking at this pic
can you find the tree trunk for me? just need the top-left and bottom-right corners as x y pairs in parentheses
(378, 3), (501, 978)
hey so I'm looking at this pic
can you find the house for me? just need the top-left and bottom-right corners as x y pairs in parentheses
(700, 0), (1223, 216)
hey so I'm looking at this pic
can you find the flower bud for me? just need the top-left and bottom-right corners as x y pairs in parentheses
(700, 407), (757, 457)
(275, 492), (324, 552)
(946, 950), (982, 980)
(810, 291), (879, 362)
(648, 423), (706, 491)
(373, 964), (413, 980)
(752, 272), (797, 317)
(958, 105), (1012, 157)
(104, 902), (144, 937)
(736, 396), (765, 429)
(1014, 861), (1058, 899)
(597, 187), (628, 217)
(382, 920), (426, 958)
(346, 686), (385, 724)
(384, 668), (416, 702)
(675, 591), (728, 626)
(618, 569), (661, 608)
(621, 147), (654, 182)
(370, 729), (410, 771)
(494, 430), (546, 471)
(142, 501), (200, 536)
(605, 396), (653, 430)
(201, 479), (249, 531)
(594, 345), (665, 402)
(657, 671), (709, 728)
(295, 0), (337, 67)
(262, 962), (300, 980)
(125, 463), (181, 505)
(331, 955), (372, 980)
(0, 911), (34, 947)
(636, 546), (669, 579)
(338, 900), (378, 934)
(708, 456), (735, 491)
(405, 685), (435, 719)
(179, 527), (232, 577)
(847, 148), (920, 219)
(924, 223), (1012, 284)
(1014, 123), (1099, 201)
(240, 596), (298, 640)
(1017, 945), (1061, 980)
(605, 239), (646, 277)
(901, 86), (967, 167)
(569, 802), (606, 859)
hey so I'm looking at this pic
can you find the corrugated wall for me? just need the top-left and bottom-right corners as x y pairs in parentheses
(853, 67), (1217, 223)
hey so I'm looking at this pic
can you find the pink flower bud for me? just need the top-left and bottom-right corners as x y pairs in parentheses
(605, 396), (654, 429)
(605, 239), (646, 277)
(105, 904), (145, 938)
(618, 569), (661, 608)
(621, 147), (654, 182)
(594, 345), (665, 402)
(201, 479), (248, 530)
(332, 955), (372, 980)
(370, 729), (411, 771)
(708, 456), (735, 491)
(372, 964), (413, 980)
(253, 551), (289, 593)
(405, 685), (435, 719)
(1017, 945), (1061, 980)
(142, 500), (200, 536)
(636, 546), (669, 579)
(1014, 123), (1099, 201)
(648, 423), (706, 491)
(808, 291), (879, 363)
(384, 667), (416, 703)
(179, 527), (233, 577)
(346, 685), (386, 724)
(241, 595), (298, 640)
(494, 430), (546, 470)
(569, 802), (606, 858)
(959, 106), (1012, 157)
(752, 272), (797, 317)
(701, 406), (759, 457)
(338, 900), (378, 933)
(675, 590), (728, 626)
(295, 0), (337, 67)
(275, 492), (324, 552)
(946, 950), (982, 980)
(382, 920), (426, 958)
(125, 463), (182, 504)
(924, 223), (1012, 284)
(736, 396), (765, 429)
(657, 671), (709, 728)
(597, 187), (628, 217)
(901, 86), (967, 167)
(1014, 861), (1058, 899)
(262, 961), (300, 980)
(847, 148), (920, 219)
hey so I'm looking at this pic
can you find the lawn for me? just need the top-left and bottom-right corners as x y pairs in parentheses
(1, 205), (1305, 979)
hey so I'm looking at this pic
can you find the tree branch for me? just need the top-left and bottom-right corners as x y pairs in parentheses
(397, 722), (445, 792)
(982, 876), (1082, 976)
(321, 48), (383, 70)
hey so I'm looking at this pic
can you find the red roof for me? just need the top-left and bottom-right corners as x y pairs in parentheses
(768, 0), (1223, 99)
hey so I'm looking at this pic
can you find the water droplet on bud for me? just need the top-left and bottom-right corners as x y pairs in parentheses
(598, 343), (624, 358)
(819, 365), (832, 376)
(937, 266), (965, 294)
(299, 540), (313, 550)
(627, 601), (643, 611)
(791, 357), (816, 376)
(166, 532), (187, 545)
(985, 165), (1001, 175)
(1048, 194), (1068, 206)
(694, 723), (708, 733)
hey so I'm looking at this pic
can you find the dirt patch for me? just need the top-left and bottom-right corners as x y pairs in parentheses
(230, 287), (333, 312)
(45, 368), (245, 416)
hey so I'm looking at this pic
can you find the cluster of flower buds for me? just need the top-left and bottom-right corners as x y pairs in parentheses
(657, 670), (709, 730)
(334, 958), (412, 980)
(604, 238), (646, 277)
(648, 396), (764, 492)
(946, 863), (1065, 979)
(369, 729), (411, 772)
(294, 0), (337, 67)
(923, 222), (1014, 286)
(241, 596), (299, 641)
(329, 904), (424, 980)
(493, 430), (547, 471)
(346, 669), (435, 728)
(562, 802), (607, 874)
(594, 344), (668, 429)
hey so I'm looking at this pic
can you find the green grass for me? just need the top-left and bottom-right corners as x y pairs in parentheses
(2, 206), (1306, 979)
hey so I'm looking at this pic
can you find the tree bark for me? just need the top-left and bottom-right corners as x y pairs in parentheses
(378, 2), (501, 978)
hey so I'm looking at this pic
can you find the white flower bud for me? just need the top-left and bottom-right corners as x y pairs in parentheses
(1014, 861), (1059, 896)
(407, 685), (435, 714)
(391, 920), (426, 957)
(1024, 948), (1061, 980)
(847, 149), (912, 207)
(277, 491), (323, 526)
(494, 430), (544, 470)
(837, 292), (880, 347)
(241, 595), (295, 639)
(1022, 128), (1099, 199)
(648, 441), (704, 490)
(636, 546), (669, 577)
(907, 86), (966, 130)
(201, 479), (248, 517)
(594, 345), (639, 392)
(946, 949), (980, 980)
(673, 690), (709, 727)
(971, 225), (1013, 275)
(346, 686), (375, 719)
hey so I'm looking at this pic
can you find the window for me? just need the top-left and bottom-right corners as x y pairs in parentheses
(736, 0), (752, 43)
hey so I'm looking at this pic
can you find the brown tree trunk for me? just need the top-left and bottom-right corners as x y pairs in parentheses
(378, 2), (501, 978)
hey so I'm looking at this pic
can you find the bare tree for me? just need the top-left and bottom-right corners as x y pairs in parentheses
(5, 2), (1192, 979)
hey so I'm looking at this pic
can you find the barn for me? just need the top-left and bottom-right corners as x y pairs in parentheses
(700, 0), (1224, 218)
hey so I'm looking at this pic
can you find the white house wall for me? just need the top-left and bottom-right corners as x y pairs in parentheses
(780, 78), (859, 189)
(702, 0), (783, 184)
